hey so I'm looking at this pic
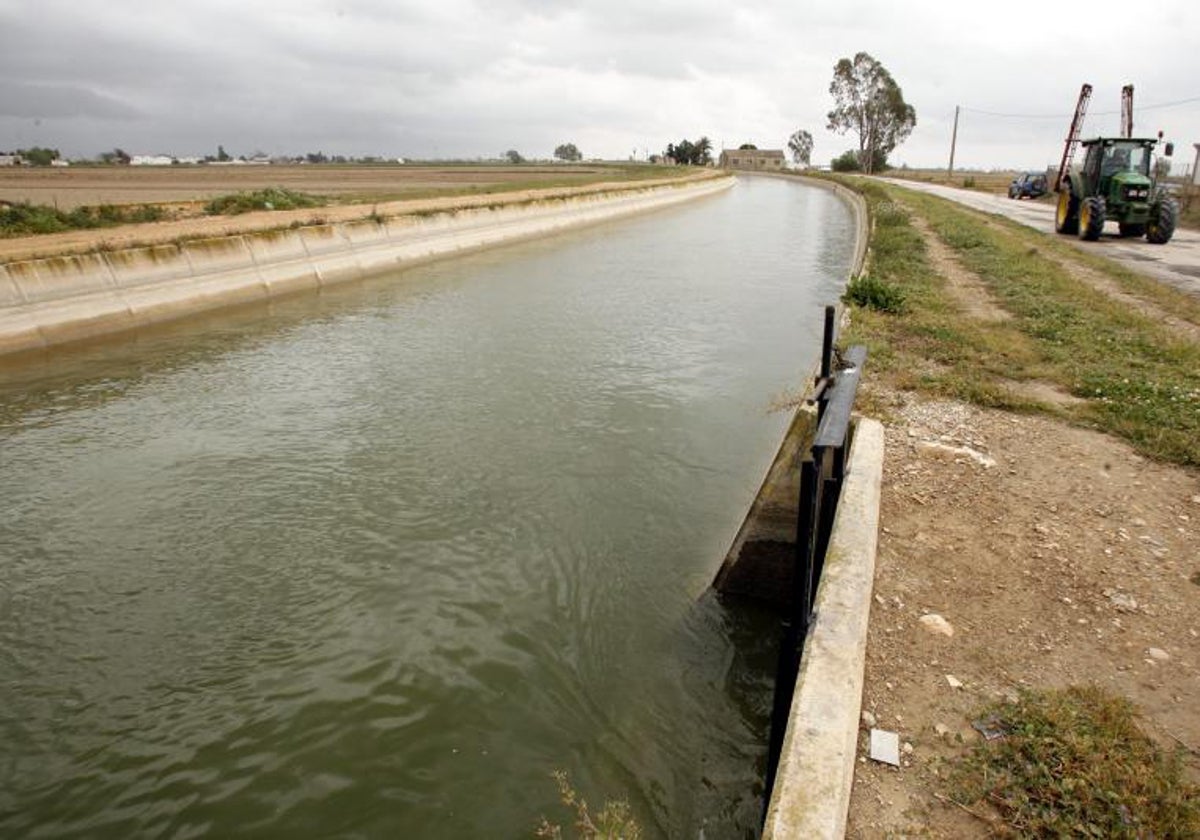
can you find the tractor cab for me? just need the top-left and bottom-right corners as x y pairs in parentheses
(1080, 138), (1153, 199)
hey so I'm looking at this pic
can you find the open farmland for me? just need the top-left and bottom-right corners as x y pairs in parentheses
(884, 168), (1025, 195)
(0, 165), (709, 262)
(0, 164), (673, 210)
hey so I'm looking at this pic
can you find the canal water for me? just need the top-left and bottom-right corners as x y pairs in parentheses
(0, 176), (855, 838)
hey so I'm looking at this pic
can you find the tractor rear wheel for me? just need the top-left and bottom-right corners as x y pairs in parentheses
(1055, 189), (1079, 235)
(1079, 196), (1105, 241)
(1146, 199), (1177, 245)
(1118, 222), (1146, 237)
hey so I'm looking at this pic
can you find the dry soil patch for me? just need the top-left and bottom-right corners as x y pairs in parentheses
(846, 388), (1200, 838)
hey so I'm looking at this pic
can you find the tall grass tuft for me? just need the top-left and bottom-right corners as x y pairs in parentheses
(203, 188), (324, 215)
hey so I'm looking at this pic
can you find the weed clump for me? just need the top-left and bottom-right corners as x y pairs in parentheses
(204, 188), (323, 215)
(0, 201), (165, 237)
(536, 771), (642, 840)
(950, 686), (1200, 838)
(844, 274), (906, 313)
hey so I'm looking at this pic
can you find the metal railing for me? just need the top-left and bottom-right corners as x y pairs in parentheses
(763, 305), (868, 808)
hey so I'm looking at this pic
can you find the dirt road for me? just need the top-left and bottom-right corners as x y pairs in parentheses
(880, 178), (1200, 298)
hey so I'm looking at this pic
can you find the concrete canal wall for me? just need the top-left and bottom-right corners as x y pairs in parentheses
(713, 172), (877, 839)
(0, 176), (732, 356)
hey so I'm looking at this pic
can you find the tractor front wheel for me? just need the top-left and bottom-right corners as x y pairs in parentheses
(1146, 199), (1177, 245)
(1055, 189), (1079, 235)
(1079, 196), (1105, 241)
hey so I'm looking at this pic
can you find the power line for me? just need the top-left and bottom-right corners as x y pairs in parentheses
(959, 94), (1200, 120)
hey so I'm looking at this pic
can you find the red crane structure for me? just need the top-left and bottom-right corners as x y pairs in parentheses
(1055, 83), (1093, 192)
(1121, 84), (1135, 138)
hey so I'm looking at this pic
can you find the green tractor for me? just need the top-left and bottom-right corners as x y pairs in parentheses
(1055, 137), (1177, 243)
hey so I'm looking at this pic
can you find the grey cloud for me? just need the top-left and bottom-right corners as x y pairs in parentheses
(0, 0), (1197, 165)
(0, 82), (141, 119)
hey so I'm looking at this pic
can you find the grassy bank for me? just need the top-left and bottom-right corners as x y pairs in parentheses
(0, 201), (166, 237)
(950, 687), (1199, 837)
(831, 175), (1200, 466)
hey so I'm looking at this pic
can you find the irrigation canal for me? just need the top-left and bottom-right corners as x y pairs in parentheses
(0, 176), (856, 838)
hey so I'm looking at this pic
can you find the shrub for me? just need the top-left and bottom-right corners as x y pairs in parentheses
(0, 201), (167, 237)
(832, 149), (888, 173)
(844, 274), (906, 313)
(204, 188), (323, 215)
(831, 150), (861, 172)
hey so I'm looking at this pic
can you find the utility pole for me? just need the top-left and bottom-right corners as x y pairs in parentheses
(948, 105), (960, 178)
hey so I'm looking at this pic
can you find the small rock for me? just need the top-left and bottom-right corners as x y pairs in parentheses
(1147, 647), (1170, 662)
(934, 723), (949, 738)
(919, 614), (955, 637)
(946, 674), (963, 689)
(901, 742), (914, 755)
(1108, 591), (1139, 612)
(861, 710), (878, 728)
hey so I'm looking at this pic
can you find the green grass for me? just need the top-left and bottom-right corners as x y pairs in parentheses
(831, 176), (1200, 466)
(949, 686), (1200, 838)
(0, 201), (165, 237)
(203, 187), (324, 215)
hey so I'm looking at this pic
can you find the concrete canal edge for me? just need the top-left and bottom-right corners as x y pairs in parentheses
(761, 417), (883, 840)
(0, 176), (732, 356)
(711, 171), (877, 838)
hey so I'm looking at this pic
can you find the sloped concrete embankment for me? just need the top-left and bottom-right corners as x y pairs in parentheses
(0, 177), (732, 355)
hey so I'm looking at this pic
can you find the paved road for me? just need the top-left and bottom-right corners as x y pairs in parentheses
(879, 178), (1200, 298)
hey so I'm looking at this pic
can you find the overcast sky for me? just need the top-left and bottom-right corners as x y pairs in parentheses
(2, 0), (1198, 171)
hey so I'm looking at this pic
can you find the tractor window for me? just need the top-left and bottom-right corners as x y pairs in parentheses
(1102, 144), (1149, 176)
(1127, 146), (1149, 175)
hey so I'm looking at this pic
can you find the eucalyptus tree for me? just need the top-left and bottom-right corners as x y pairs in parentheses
(826, 52), (916, 174)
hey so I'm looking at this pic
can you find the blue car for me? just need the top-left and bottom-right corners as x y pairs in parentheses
(1008, 172), (1048, 199)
